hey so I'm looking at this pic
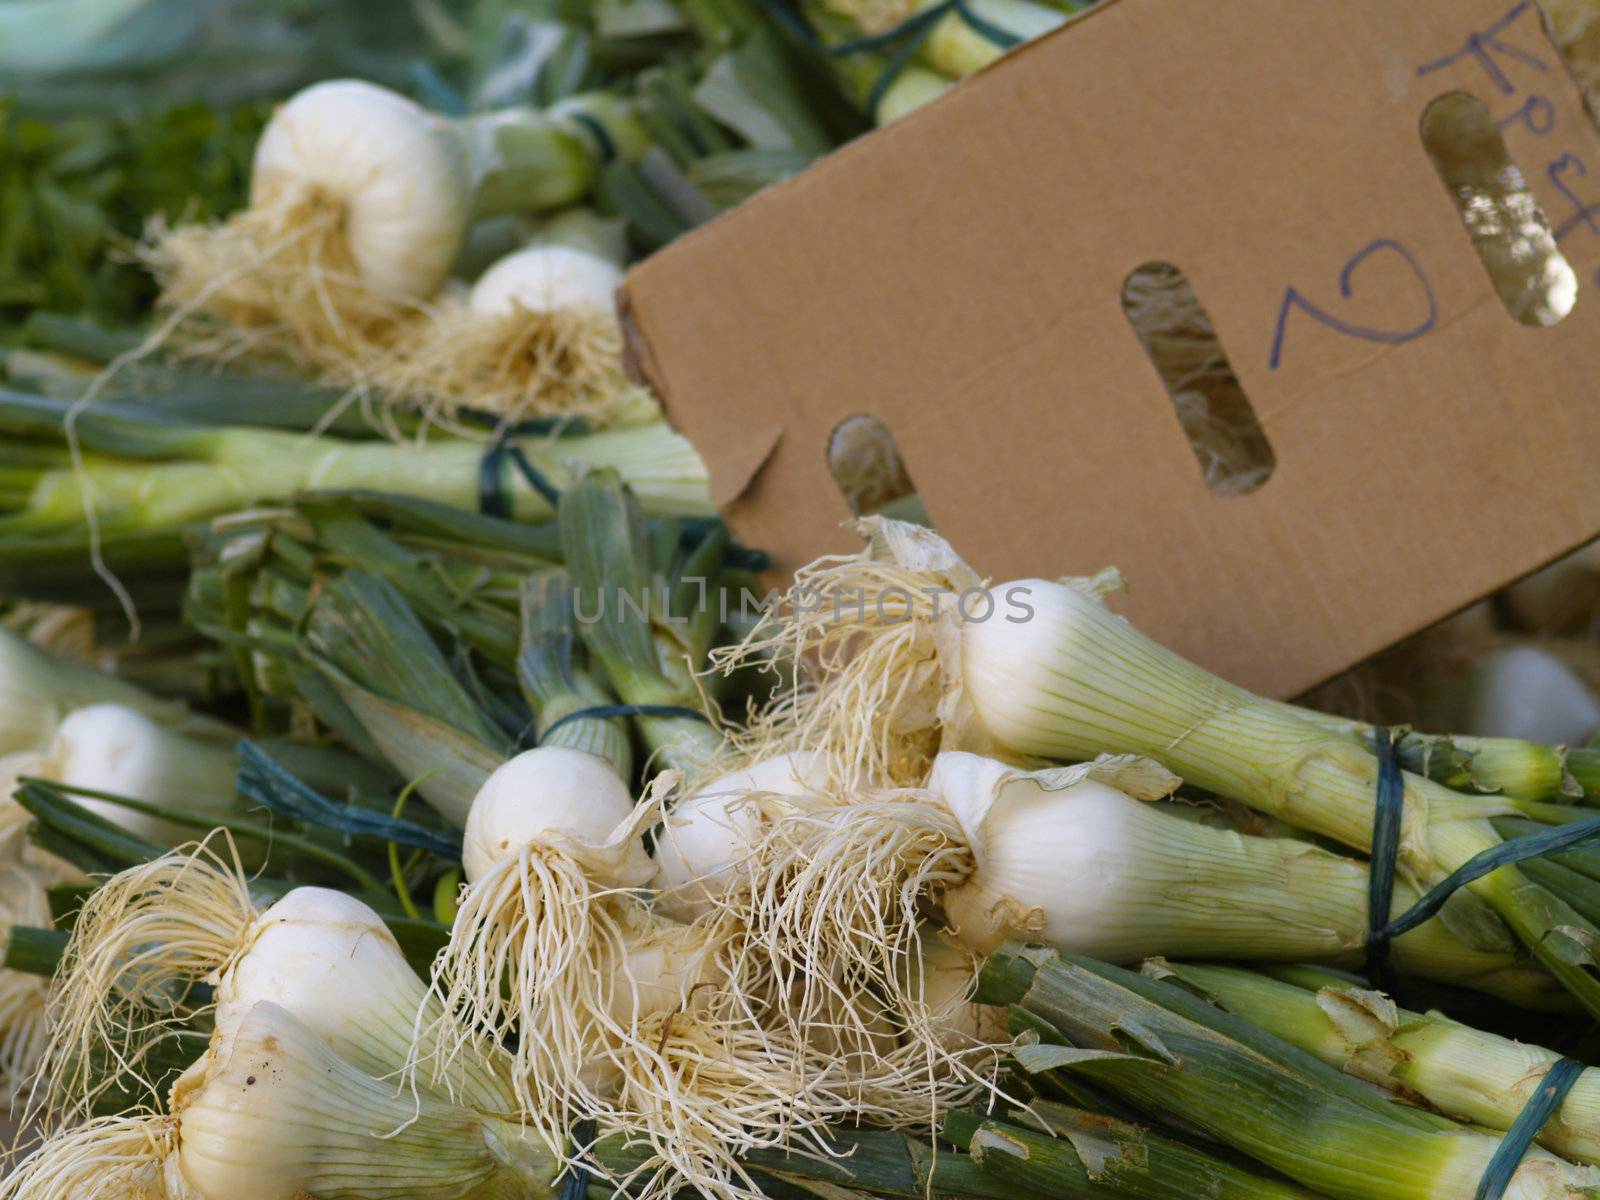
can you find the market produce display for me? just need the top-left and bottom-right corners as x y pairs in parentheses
(5, 2), (1600, 1199)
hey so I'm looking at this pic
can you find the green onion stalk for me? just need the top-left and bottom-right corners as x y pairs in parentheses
(0, 389), (712, 611)
(945, 1101), (1324, 1200)
(981, 943), (1600, 1200)
(559, 468), (730, 776)
(517, 570), (633, 776)
(184, 509), (522, 828)
(815, 0), (1077, 80)
(1155, 959), (1600, 1168)
(801, 3), (958, 124)
(182, 491), (722, 822)
(1313, 719), (1600, 807)
(720, 517), (1600, 1019)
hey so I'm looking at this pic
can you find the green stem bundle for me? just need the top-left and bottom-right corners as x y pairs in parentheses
(980, 943), (1600, 1200)
(1158, 960), (1600, 1167)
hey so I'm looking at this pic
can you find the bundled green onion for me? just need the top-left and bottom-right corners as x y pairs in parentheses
(721, 518), (1600, 1019)
(0, 388), (711, 611)
(651, 741), (1565, 1100)
(982, 944), (1600, 1200)
(15, 839), (559, 1199)
(143, 79), (646, 382)
(32, 835), (515, 1128)
(1155, 960), (1600, 1167)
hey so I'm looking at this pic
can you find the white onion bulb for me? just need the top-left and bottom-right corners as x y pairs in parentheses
(469, 243), (624, 317)
(930, 750), (1399, 964)
(911, 924), (1009, 1048)
(46, 704), (238, 845)
(252, 80), (472, 301)
(461, 745), (649, 885)
(652, 751), (827, 919)
(174, 1001), (553, 1200)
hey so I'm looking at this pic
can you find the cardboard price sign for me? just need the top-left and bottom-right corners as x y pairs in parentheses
(620, 0), (1600, 698)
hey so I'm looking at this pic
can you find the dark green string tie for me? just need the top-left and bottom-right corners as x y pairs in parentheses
(1476, 1057), (1583, 1200)
(1365, 726), (1600, 993)
(828, 1), (1022, 118)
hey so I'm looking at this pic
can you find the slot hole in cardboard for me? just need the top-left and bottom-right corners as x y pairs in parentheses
(1420, 90), (1577, 327)
(825, 415), (931, 525)
(1121, 263), (1275, 498)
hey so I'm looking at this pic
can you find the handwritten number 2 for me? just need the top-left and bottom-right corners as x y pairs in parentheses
(1268, 239), (1438, 370)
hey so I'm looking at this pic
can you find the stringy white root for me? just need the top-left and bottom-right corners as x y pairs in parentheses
(588, 921), (826, 1200)
(140, 196), (420, 384)
(422, 846), (638, 1149)
(29, 835), (253, 1126)
(0, 1111), (175, 1200)
(713, 519), (980, 791)
(581, 907), (988, 1200)
(365, 298), (655, 426)
(718, 791), (998, 1108)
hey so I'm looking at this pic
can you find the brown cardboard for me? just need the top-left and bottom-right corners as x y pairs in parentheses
(620, 0), (1600, 699)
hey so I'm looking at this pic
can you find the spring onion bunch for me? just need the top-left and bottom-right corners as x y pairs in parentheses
(142, 79), (647, 381)
(982, 943), (1600, 1200)
(1156, 960), (1600, 1167)
(32, 834), (509, 1125)
(15, 840), (559, 1199)
(654, 742), (1565, 1100)
(720, 518), (1600, 1019)
(0, 386), (711, 612)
